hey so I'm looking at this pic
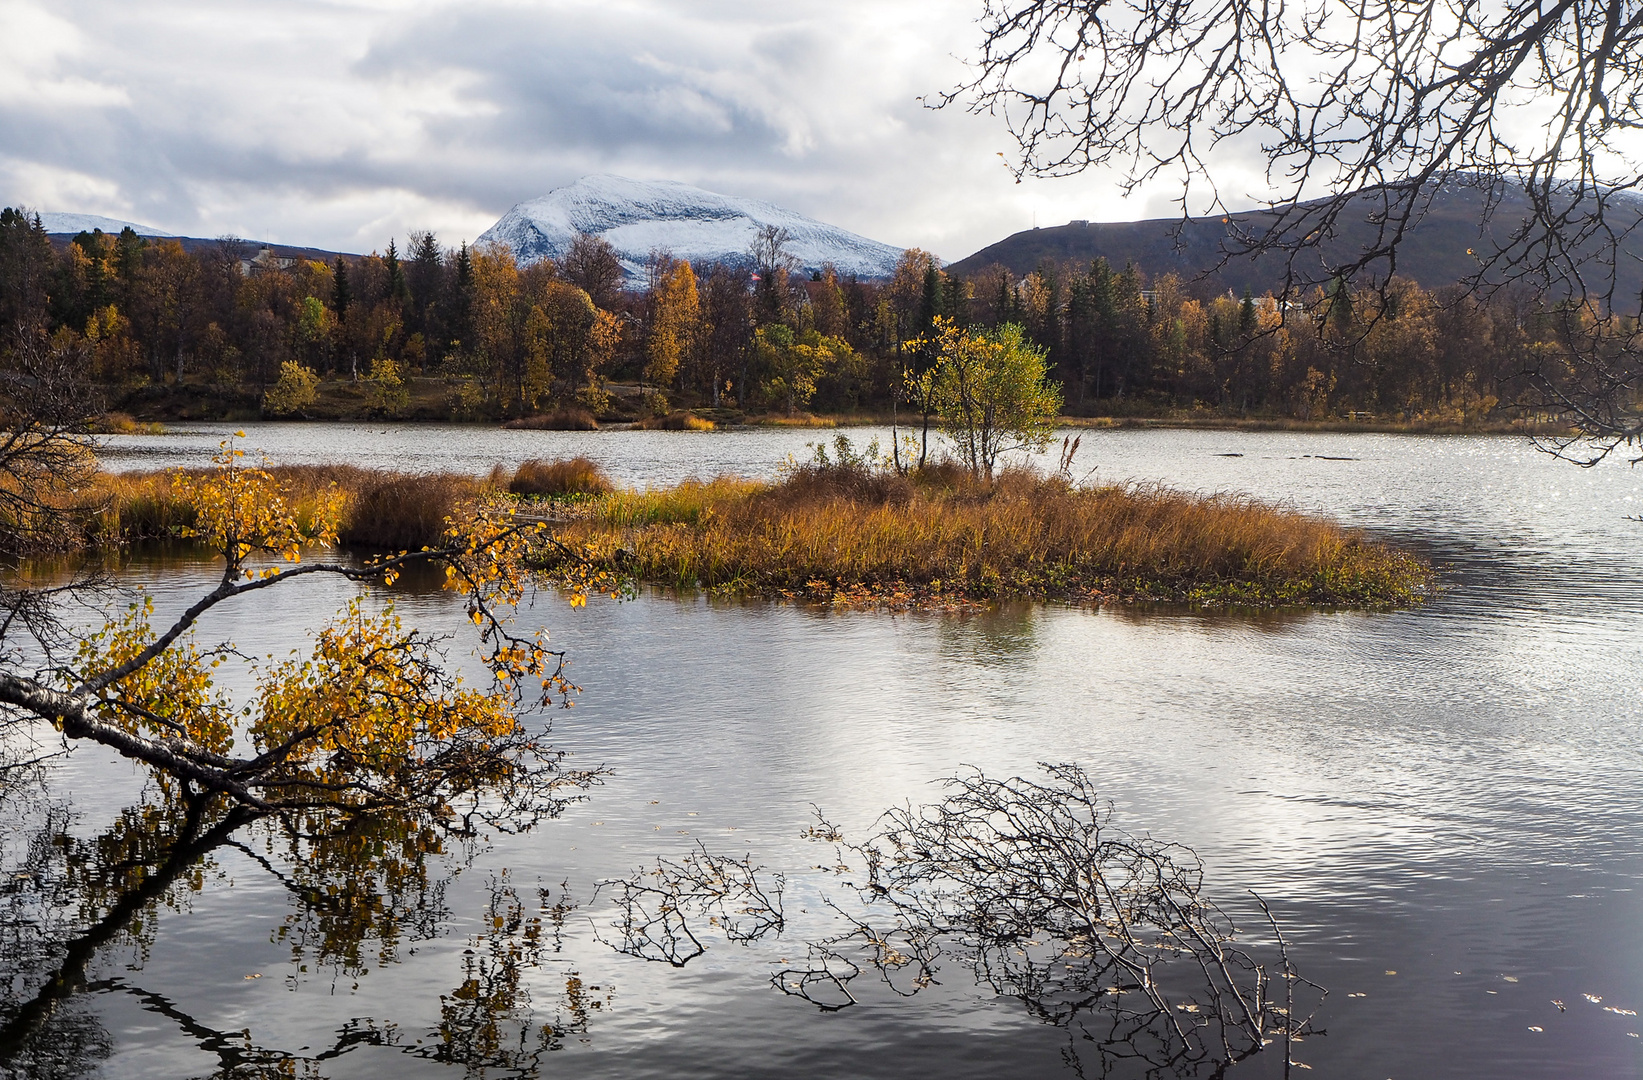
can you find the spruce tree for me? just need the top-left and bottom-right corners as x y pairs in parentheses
(450, 242), (475, 357)
(993, 269), (1016, 328)
(331, 256), (351, 319)
(408, 231), (442, 348)
(384, 240), (409, 305)
(919, 264), (943, 333)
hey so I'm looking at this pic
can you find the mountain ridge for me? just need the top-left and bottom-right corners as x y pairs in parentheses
(947, 182), (1643, 300)
(478, 175), (906, 283)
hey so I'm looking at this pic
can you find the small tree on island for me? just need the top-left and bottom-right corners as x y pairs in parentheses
(911, 317), (1062, 482)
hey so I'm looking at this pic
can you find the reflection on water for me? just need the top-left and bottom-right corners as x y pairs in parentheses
(0, 778), (605, 1080)
(6, 427), (1643, 1077)
(599, 765), (1324, 1079)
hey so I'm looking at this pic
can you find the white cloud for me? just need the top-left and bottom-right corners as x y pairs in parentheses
(0, 158), (130, 218)
(0, 0), (1176, 259)
(0, 0), (128, 108)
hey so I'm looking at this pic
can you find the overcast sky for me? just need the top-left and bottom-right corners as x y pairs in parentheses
(0, 0), (1265, 261)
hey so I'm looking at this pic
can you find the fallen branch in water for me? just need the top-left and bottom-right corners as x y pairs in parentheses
(599, 764), (1325, 1077)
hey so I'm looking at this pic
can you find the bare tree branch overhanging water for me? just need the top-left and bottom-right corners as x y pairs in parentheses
(940, 0), (1643, 457)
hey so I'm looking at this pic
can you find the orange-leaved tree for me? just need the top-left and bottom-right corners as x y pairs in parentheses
(0, 437), (615, 830)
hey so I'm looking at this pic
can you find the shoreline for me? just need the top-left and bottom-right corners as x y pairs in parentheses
(102, 378), (1567, 438)
(102, 409), (1571, 439)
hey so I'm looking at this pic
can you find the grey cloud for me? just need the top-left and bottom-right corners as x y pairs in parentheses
(0, 0), (1178, 259)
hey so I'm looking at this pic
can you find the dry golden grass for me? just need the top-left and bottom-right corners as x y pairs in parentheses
(507, 457), (614, 497)
(76, 457), (618, 552)
(502, 407), (600, 431)
(49, 455), (1428, 608)
(71, 464), (488, 551)
(540, 462), (1431, 608)
(635, 411), (715, 431)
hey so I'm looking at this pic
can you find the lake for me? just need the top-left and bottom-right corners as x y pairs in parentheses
(8, 422), (1643, 1078)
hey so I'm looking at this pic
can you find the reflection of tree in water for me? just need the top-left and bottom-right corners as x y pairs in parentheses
(934, 602), (1043, 669)
(601, 764), (1324, 1078)
(0, 782), (604, 1080)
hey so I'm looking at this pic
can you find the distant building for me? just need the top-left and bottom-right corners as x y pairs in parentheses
(240, 247), (296, 276)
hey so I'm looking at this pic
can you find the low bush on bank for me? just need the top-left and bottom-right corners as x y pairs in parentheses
(539, 460), (1431, 608)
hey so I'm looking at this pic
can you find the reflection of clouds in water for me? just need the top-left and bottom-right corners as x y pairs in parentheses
(18, 425), (1643, 1075)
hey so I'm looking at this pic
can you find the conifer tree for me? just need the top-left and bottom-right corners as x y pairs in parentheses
(331, 256), (351, 319)
(450, 242), (475, 357)
(408, 231), (443, 355)
(919, 264), (944, 334)
(384, 240), (409, 305)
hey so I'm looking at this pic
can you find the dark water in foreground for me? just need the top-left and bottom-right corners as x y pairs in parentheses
(10, 425), (1643, 1078)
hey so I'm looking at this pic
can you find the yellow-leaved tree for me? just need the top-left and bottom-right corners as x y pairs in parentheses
(0, 437), (614, 828)
(645, 259), (699, 393)
(907, 317), (1063, 482)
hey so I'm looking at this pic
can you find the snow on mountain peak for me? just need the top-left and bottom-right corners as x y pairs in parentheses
(31, 211), (167, 237)
(477, 175), (906, 284)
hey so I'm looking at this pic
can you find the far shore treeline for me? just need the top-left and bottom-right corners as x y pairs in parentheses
(0, 205), (1595, 426)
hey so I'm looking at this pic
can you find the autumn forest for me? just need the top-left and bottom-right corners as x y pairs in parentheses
(0, 206), (1591, 427)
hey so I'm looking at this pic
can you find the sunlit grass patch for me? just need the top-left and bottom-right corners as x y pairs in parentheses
(634, 411), (716, 431)
(539, 462), (1431, 609)
(64, 455), (1431, 609)
(505, 457), (614, 497)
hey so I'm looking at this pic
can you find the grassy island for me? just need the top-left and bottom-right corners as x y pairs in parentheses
(56, 455), (1430, 610)
(532, 459), (1431, 609)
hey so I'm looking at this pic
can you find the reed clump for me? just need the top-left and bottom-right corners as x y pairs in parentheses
(502, 407), (599, 431)
(635, 411), (715, 431)
(74, 456), (614, 552)
(338, 471), (483, 549)
(506, 457), (614, 497)
(538, 461), (1431, 608)
(69, 463), (487, 551)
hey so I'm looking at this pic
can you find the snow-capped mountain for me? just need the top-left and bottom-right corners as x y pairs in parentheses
(478, 175), (906, 283)
(32, 212), (166, 236)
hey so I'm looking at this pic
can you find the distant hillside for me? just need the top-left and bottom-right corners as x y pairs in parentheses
(948, 183), (1643, 299)
(19, 210), (354, 264)
(479, 174), (905, 284)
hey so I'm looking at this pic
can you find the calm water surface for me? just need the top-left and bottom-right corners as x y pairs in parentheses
(19, 424), (1643, 1077)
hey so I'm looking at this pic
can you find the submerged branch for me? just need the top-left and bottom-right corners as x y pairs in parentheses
(599, 764), (1324, 1077)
